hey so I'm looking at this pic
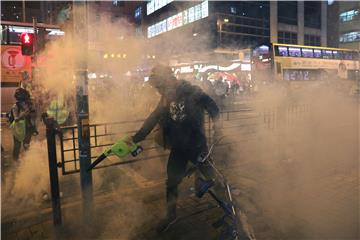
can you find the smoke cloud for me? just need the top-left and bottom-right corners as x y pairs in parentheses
(2, 3), (359, 240)
(225, 83), (359, 239)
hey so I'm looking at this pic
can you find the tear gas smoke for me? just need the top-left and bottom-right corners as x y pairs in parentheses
(227, 83), (359, 239)
(2, 4), (359, 240)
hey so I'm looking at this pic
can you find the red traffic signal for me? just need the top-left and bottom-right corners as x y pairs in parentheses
(20, 32), (34, 56)
(20, 33), (34, 45)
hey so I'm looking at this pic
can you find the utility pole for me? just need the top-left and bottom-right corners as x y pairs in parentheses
(22, 0), (26, 22)
(32, 17), (37, 83)
(73, 1), (93, 225)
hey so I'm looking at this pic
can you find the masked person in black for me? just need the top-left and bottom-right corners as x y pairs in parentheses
(132, 65), (222, 232)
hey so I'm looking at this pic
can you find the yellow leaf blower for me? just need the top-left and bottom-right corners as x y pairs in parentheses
(87, 136), (143, 171)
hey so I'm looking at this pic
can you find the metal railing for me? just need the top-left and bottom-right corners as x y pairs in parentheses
(56, 104), (309, 175)
(43, 103), (310, 226)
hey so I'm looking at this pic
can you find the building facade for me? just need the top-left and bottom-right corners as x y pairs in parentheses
(338, 1), (360, 50)
(140, 0), (328, 60)
(1, 1), (71, 24)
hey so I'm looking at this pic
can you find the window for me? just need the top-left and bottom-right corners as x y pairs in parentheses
(278, 1), (297, 25)
(322, 50), (333, 59)
(339, 9), (359, 22)
(274, 46), (289, 57)
(288, 47), (301, 57)
(343, 51), (353, 60)
(230, 1), (269, 19)
(247, 2), (269, 19)
(353, 51), (360, 60)
(342, 51), (359, 60)
(278, 31), (297, 44)
(313, 49), (322, 58)
(305, 34), (321, 46)
(332, 50), (343, 59)
(301, 48), (314, 58)
(339, 31), (360, 43)
(304, 1), (321, 28)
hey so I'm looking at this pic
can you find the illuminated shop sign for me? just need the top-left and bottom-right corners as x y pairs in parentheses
(174, 62), (249, 74)
(147, 0), (173, 15)
(167, 12), (183, 31)
(135, 7), (142, 20)
(148, 0), (208, 38)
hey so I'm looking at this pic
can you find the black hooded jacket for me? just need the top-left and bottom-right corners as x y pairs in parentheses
(132, 80), (220, 149)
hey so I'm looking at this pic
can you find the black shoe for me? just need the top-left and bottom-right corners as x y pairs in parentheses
(195, 177), (215, 198)
(156, 215), (177, 233)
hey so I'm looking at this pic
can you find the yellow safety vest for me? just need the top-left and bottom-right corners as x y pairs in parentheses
(46, 98), (69, 125)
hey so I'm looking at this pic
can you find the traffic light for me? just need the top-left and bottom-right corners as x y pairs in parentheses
(20, 32), (34, 56)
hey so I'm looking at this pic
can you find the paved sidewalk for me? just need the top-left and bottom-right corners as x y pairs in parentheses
(1, 177), (252, 240)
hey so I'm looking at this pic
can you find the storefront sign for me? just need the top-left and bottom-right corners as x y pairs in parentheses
(276, 57), (359, 70)
(1, 45), (32, 83)
(174, 62), (248, 74)
(148, 0), (208, 38)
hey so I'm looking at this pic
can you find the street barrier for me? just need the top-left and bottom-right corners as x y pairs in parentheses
(44, 103), (310, 226)
(56, 104), (309, 175)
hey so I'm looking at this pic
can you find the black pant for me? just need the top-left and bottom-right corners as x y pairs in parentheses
(12, 128), (33, 160)
(166, 146), (218, 217)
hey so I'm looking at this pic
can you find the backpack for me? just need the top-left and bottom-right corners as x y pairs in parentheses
(7, 102), (20, 124)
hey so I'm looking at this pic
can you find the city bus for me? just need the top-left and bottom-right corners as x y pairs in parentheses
(1, 20), (64, 112)
(251, 43), (360, 82)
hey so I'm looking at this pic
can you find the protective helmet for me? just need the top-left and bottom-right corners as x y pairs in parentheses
(148, 64), (174, 89)
(14, 87), (30, 101)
